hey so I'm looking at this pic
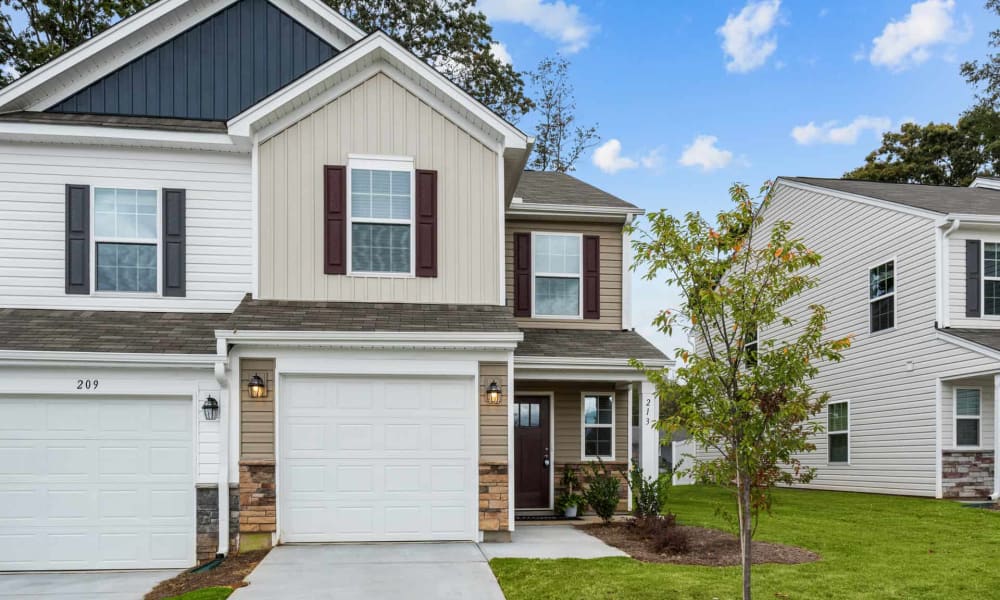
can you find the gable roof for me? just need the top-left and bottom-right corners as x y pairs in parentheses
(0, 0), (363, 115)
(516, 329), (669, 362)
(781, 177), (1000, 217)
(513, 171), (638, 210)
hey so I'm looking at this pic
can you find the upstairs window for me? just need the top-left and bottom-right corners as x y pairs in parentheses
(348, 157), (414, 275)
(582, 393), (614, 459)
(869, 260), (895, 332)
(828, 401), (849, 463)
(984, 243), (1000, 315)
(744, 326), (758, 367)
(533, 233), (582, 318)
(955, 388), (981, 447)
(93, 188), (158, 293)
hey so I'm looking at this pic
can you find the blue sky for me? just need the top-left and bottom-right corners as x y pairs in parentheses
(482, 0), (995, 357)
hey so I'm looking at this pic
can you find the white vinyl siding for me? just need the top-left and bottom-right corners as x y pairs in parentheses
(698, 183), (1000, 497)
(0, 142), (252, 311)
(947, 229), (1000, 327)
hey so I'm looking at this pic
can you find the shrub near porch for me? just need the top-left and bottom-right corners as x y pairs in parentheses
(490, 486), (1000, 600)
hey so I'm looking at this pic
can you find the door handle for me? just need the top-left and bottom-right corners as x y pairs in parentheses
(543, 447), (550, 468)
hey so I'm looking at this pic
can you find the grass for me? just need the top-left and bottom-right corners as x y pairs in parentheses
(491, 485), (1000, 599)
(161, 587), (233, 600)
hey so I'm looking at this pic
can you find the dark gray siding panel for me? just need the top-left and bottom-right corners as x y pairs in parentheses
(48, 0), (337, 121)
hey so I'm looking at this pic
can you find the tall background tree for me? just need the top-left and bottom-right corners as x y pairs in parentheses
(0, 0), (533, 122)
(846, 0), (1000, 185)
(631, 183), (851, 600)
(527, 54), (599, 172)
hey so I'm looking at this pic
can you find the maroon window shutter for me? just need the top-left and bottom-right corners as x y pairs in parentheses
(324, 165), (346, 275)
(415, 169), (438, 277)
(514, 233), (532, 317)
(583, 235), (601, 319)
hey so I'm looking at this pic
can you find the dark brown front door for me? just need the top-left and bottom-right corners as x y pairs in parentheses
(514, 396), (550, 508)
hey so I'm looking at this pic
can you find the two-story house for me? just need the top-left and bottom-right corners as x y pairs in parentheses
(694, 176), (1000, 503)
(0, 0), (670, 572)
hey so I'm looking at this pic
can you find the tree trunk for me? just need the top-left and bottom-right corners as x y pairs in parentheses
(738, 477), (752, 600)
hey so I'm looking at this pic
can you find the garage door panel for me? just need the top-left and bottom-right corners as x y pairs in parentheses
(280, 375), (478, 543)
(0, 396), (195, 570)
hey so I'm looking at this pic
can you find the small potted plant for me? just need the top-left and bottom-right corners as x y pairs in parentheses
(555, 466), (585, 518)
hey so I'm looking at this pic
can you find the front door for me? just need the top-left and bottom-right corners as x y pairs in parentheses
(514, 396), (550, 508)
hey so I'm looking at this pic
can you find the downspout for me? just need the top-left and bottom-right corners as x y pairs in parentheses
(214, 336), (230, 556)
(939, 218), (960, 328)
(993, 374), (1000, 500)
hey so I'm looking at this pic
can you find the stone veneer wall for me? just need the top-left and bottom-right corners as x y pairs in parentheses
(554, 461), (629, 514)
(196, 485), (240, 563)
(239, 461), (276, 535)
(942, 450), (994, 499)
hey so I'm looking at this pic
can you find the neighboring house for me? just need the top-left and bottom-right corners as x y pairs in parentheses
(696, 176), (1000, 501)
(0, 0), (670, 572)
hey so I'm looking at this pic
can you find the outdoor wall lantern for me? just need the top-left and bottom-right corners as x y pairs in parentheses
(248, 374), (267, 398)
(485, 380), (502, 405)
(202, 396), (220, 421)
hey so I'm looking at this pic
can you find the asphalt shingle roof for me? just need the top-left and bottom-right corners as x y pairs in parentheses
(514, 171), (638, 210)
(941, 328), (1000, 353)
(225, 296), (520, 333)
(516, 328), (669, 362)
(0, 308), (225, 354)
(784, 177), (1000, 216)
(0, 111), (228, 133)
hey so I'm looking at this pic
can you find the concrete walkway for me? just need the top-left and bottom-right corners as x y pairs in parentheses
(480, 525), (628, 559)
(229, 543), (504, 600)
(0, 570), (181, 599)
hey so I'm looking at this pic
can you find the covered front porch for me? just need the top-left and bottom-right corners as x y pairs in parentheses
(939, 372), (999, 499)
(511, 329), (671, 518)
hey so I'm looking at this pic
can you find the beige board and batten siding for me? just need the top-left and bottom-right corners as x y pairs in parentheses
(505, 220), (623, 329)
(258, 72), (501, 304)
(699, 183), (1000, 496)
(0, 142), (252, 311)
(516, 381), (628, 463)
(479, 362), (509, 464)
(240, 358), (276, 461)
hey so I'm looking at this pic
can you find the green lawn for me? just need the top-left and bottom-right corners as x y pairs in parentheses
(491, 486), (1000, 599)
(162, 587), (233, 600)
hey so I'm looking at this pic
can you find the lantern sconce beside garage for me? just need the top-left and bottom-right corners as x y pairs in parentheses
(485, 380), (502, 405)
(202, 396), (220, 421)
(248, 373), (267, 398)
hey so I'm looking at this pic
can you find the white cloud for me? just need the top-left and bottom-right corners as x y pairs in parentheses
(592, 139), (638, 174)
(791, 116), (892, 145)
(869, 0), (963, 71)
(490, 42), (512, 66)
(717, 0), (782, 73)
(479, 0), (596, 53)
(678, 135), (733, 172)
(592, 140), (665, 174)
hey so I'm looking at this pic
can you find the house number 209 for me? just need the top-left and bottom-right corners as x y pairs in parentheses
(76, 379), (99, 390)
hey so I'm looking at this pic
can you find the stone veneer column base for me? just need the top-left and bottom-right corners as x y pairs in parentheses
(196, 484), (240, 564)
(239, 460), (276, 548)
(479, 462), (509, 538)
(942, 450), (994, 499)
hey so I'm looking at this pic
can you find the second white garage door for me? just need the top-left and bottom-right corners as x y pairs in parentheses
(279, 375), (478, 543)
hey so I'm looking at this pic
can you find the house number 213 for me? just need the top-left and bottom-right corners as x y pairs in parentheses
(76, 379), (99, 390)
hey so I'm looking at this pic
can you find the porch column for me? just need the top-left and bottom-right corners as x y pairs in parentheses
(640, 378), (659, 475)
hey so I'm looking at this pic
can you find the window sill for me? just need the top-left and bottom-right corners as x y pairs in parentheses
(828, 461), (851, 466)
(868, 326), (896, 336)
(347, 271), (415, 279)
(90, 291), (161, 298)
(580, 455), (616, 462)
(530, 314), (584, 320)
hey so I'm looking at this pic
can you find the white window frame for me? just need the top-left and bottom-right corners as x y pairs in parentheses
(953, 387), (982, 448)
(531, 231), (584, 320)
(982, 242), (1000, 317)
(827, 400), (850, 465)
(868, 257), (896, 334)
(90, 186), (162, 297)
(345, 154), (416, 278)
(580, 392), (615, 461)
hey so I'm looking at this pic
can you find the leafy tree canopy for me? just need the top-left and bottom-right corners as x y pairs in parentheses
(843, 106), (1000, 187)
(962, 0), (1000, 110)
(528, 54), (598, 172)
(0, 0), (533, 122)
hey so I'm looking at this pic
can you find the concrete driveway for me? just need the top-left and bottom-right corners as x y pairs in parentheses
(0, 569), (181, 599)
(229, 543), (504, 600)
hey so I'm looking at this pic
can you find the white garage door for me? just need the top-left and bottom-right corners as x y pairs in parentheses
(280, 375), (478, 542)
(0, 396), (195, 570)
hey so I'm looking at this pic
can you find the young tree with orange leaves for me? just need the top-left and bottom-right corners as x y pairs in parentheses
(629, 182), (852, 600)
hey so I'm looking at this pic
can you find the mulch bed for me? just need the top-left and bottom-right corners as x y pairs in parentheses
(144, 550), (269, 600)
(578, 522), (819, 567)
